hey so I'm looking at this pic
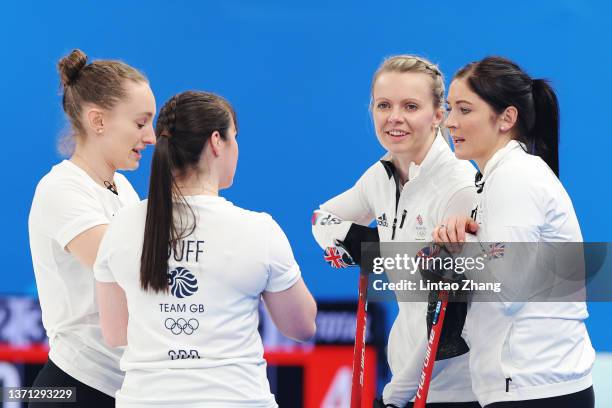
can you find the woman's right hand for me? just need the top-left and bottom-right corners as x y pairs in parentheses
(432, 215), (479, 251)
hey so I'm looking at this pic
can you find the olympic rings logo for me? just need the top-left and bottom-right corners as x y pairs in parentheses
(164, 318), (199, 335)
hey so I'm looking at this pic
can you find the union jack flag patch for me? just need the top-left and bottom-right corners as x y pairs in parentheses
(311, 212), (321, 225)
(488, 243), (505, 259)
(323, 246), (355, 268)
(416, 244), (441, 259)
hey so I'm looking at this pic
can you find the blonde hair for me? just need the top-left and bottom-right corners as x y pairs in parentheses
(371, 55), (445, 109)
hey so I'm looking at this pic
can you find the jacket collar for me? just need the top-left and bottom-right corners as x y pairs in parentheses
(380, 132), (452, 182)
(480, 140), (524, 182)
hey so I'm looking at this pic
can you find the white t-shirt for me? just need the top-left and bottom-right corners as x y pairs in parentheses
(94, 195), (301, 408)
(28, 160), (140, 396)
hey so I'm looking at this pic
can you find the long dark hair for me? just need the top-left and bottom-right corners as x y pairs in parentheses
(454, 56), (560, 176)
(140, 91), (237, 293)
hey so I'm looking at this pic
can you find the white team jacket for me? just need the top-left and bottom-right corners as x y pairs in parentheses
(465, 140), (595, 406)
(312, 135), (478, 405)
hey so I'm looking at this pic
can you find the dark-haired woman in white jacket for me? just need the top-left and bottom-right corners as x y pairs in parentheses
(436, 56), (595, 408)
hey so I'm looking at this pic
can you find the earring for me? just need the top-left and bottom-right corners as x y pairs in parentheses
(98, 128), (103, 134)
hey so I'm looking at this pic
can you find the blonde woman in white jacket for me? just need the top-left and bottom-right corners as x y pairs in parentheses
(436, 56), (595, 408)
(312, 55), (479, 408)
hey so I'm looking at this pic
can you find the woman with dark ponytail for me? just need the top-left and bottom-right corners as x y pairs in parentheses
(434, 56), (595, 407)
(94, 91), (317, 407)
(28, 49), (156, 407)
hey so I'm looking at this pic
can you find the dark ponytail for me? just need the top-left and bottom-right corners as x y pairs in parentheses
(454, 56), (561, 176)
(531, 79), (559, 176)
(140, 136), (175, 292)
(139, 91), (237, 293)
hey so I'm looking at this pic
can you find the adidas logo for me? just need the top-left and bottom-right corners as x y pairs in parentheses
(377, 213), (388, 227)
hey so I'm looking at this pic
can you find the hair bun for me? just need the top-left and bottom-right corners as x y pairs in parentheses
(58, 49), (88, 87)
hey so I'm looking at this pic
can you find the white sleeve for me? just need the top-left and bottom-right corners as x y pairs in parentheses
(440, 186), (477, 221)
(93, 217), (118, 283)
(38, 179), (109, 250)
(265, 217), (301, 293)
(312, 170), (375, 249)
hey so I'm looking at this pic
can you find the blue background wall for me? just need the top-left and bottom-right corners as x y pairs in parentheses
(1, 0), (610, 400)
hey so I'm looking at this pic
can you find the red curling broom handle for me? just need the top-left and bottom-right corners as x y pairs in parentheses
(351, 270), (369, 408)
(413, 290), (449, 408)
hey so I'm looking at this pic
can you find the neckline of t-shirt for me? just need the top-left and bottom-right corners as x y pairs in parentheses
(61, 159), (120, 195)
(181, 194), (228, 204)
